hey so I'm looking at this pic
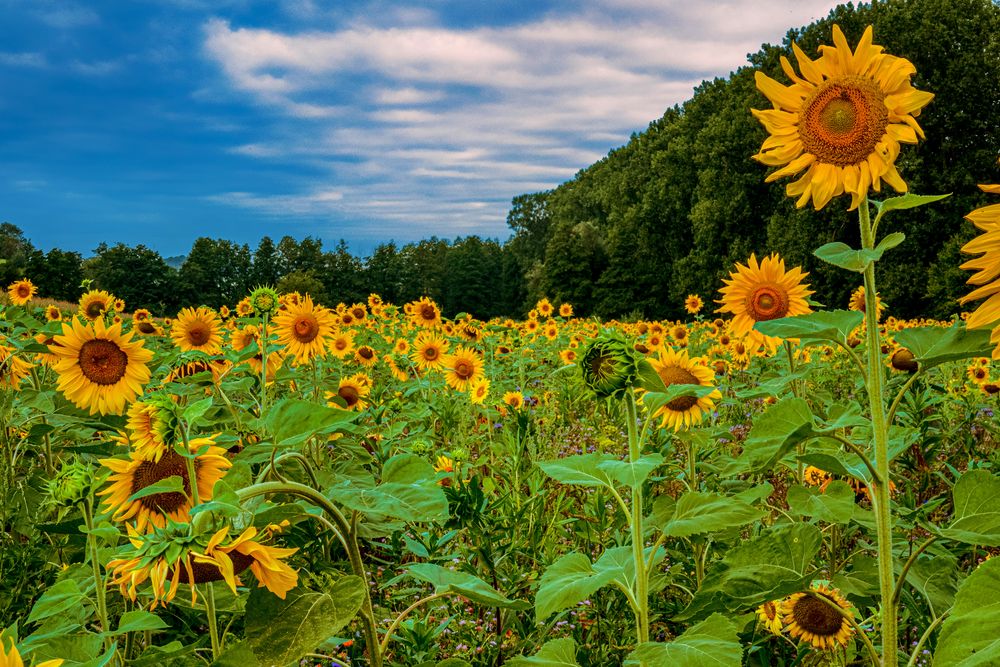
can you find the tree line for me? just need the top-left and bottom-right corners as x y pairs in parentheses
(3, 0), (999, 322)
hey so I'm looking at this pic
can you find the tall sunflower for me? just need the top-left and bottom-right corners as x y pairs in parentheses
(98, 436), (231, 532)
(442, 345), (484, 392)
(717, 253), (813, 350)
(6, 279), (36, 306)
(781, 583), (855, 650)
(646, 347), (721, 431)
(78, 289), (114, 321)
(49, 318), (152, 415)
(273, 295), (336, 364)
(171, 307), (223, 354)
(752, 25), (933, 210)
(406, 297), (443, 328)
(684, 294), (704, 315)
(411, 333), (449, 371)
(959, 174), (1000, 356)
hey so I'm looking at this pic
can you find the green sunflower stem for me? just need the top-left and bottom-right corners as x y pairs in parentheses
(81, 497), (112, 651)
(859, 195), (897, 666)
(625, 391), (649, 645)
(260, 312), (269, 415)
(204, 584), (221, 659)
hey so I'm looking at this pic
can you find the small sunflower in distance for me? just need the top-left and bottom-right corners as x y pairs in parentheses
(684, 294), (704, 315)
(78, 289), (114, 321)
(408, 296), (442, 328)
(469, 377), (490, 405)
(717, 253), (813, 350)
(171, 307), (223, 355)
(848, 285), (886, 321)
(503, 391), (525, 410)
(273, 295), (336, 365)
(7, 278), (36, 306)
(559, 303), (574, 318)
(752, 25), (933, 210)
(959, 172), (1000, 356)
(49, 318), (152, 415)
(646, 347), (721, 431)
(782, 583), (855, 650)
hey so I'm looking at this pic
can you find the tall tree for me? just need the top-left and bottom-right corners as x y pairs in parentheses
(86, 243), (176, 314)
(177, 238), (252, 309)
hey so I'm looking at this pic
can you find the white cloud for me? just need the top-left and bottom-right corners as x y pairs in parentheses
(0, 52), (47, 68)
(201, 0), (842, 243)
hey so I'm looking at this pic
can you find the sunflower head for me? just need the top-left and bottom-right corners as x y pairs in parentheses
(781, 583), (855, 651)
(78, 289), (115, 321)
(579, 331), (641, 399)
(171, 307), (223, 354)
(684, 294), (704, 315)
(7, 278), (37, 306)
(752, 25), (933, 210)
(890, 347), (918, 373)
(959, 169), (1000, 356)
(249, 286), (280, 316)
(646, 347), (722, 431)
(47, 459), (94, 507)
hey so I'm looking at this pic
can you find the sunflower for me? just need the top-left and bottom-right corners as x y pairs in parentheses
(503, 391), (524, 410)
(559, 303), (574, 318)
(133, 308), (151, 322)
(752, 25), (933, 210)
(0, 344), (31, 391)
(235, 298), (253, 317)
(230, 324), (259, 354)
(645, 347), (721, 431)
(218, 305), (231, 319)
(326, 374), (371, 411)
(959, 176), (1000, 356)
(0, 637), (63, 667)
(717, 253), (813, 350)
(192, 525), (298, 599)
(126, 399), (176, 462)
(171, 307), (223, 354)
(354, 345), (378, 368)
(327, 330), (355, 359)
(967, 363), (990, 385)
(411, 333), (449, 371)
(368, 293), (383, 309)
(273, 295), (335, 365)
(49, 318), (152, 415)
(848, 285), (886, 321)
(757, 600), (784, 635)
(684, 294), (704, 315)
(98, 437), (231, 533)
(165, 358), (232, 385)
(469, 377), (490, 405)
(7, 278), (36, 306)
(803, 466), (832, 489)
(890, 347), (918, 373)
(78, 289), (114, 321)
(536, 298), (554, 318)
(44, 305), (62, 322)
(404, 296), (441, 329)
(393, 338), (410, 355)
(782, 584), (855, 650)
(434, 456), (455, 473)
(442, 345), (485, 392)
(249, 286), (280, 316)
(670, 325), (689, 345)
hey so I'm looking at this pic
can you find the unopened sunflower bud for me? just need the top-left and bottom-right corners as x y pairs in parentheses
(580, 331), (641, 399)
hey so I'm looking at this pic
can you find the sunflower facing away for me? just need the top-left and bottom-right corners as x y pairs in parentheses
(959, 171), (1000, 357)
(646, 347), (721, 431)
(781, 583), (855, 650)
(98, 436), (231, 532)
(171, 307), (223, 355)
(49, 318), (153, 415)
(273, 294), (336, 364)
(717, 253), (813, 350)
(752, 25), (933, 210)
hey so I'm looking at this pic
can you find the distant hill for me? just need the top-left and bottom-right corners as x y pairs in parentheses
(165, 255), (185, 270)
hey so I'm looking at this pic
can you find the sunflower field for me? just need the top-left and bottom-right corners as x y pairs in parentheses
(4, 22), (1000, 667)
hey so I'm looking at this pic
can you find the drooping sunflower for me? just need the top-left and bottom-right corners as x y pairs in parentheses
(326, 373), (371, 411)
(716, 253), (813, 350)
(411, 333), (449, 371)
(7, 278), (36, 306)
(442, 345), (484, 392)
(171, 307), (223, 355)
(98, 436), (231, 532)
(273, 295), (335, 365)
(0, 637), (63, 667)
(848, 285), (886, 321)
(645, 347), (721, 431)
(684, 294), (704, 315)
(0, 344), (31, 391)
(78, 289), (114, 321)
(752, 25), (933, 210)
(49, 318), (152, 415)
(756, 600), (785, 635)
(781, 583), (855, 650)
(469, 377), (490, 405)
(959, 175), (1000, 356)
(126, 399), (176, 462)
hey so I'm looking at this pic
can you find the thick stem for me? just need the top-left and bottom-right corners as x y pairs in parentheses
(260, 313), (268, 415)
(625, 392), (649, 644)
(82, 498), (112, 650)
(859, 195), (897, 665)
(205, 584), (221, 659)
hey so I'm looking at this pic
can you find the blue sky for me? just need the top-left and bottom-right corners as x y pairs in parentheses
(0, 0), (841, 257)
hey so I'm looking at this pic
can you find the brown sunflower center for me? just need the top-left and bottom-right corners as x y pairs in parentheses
(137, 322), (156, 334)
(423, 346), (439, 361)
(791, 594), (845, 636)
(186, 323), (211, 346)
(746, 285), (790, 322)
(78, 339), (128, 386)
(293, 315), (319, 343)
(454, 359), (475, 380)
(85, 299), (106, 319)
(420, 304), (437, 321)
(891, 348), (918, 373)
(657, 365), (700, 411)
(178, 550), (255, 584)
(339, 385), (360, 407)
(352, 307), (365, 319)
(15, 285), (30, 298)
(358, 346), (374, 360)
(131, 451), (195, 514)
(334, 338), (349, 351)
(799, 76), (888, 167)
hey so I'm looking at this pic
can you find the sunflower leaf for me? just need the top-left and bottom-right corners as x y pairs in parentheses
(754, 310), (863, 343)
(661, 491), (764, 537)
(933, 557), (1000, 665)
(936, 469), (1000, 546)
(534, 551), (622, 621)
(262, 397), (358, 446)
(872, 192), (950, 214)
(126, 475), (184, 503)
(813, 236), (902, 272)
(624, 613), (741, 666)
(508, 638), (580, 666)
(404, 563), (529, 610)
(786, 481), (855, 524)
(894, 322), (993, 369)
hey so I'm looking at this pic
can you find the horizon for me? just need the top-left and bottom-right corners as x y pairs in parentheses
(2, 0), (841, 257)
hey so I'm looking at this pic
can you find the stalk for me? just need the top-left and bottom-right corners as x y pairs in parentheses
(260, 313), (269, 414)
(859, 195), (897, 665)
(81, 497), (112, 649)
(625, 392), (649, 644)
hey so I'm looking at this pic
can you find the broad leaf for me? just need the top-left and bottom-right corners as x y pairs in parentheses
(894, 323), (993, 370)
(508, 638), (580, 666)
(405, 563), (529, 610)
(625, 614), (741, 666)
(934, 558), (1000, 665)
(329, 454), (448, 523)
(814, 242), (879, 273)
(724, 398), (816, 475)
(786, 481), (855, 524)
(904, 553), (959, 617)
(111, 610), (168, 635)
(126, 475), (184, 503)
(263, 397), (356, 446)
(597, 454), (665, 488)
(27, 579), (86, 624)
(661, 491), (763, 538)
(537, 454), (616, 488)
(535, 552), (621, 621)
(754, 310), (863, 343)
(874, 192), (950, 214)
(937, 470), (1000, 545)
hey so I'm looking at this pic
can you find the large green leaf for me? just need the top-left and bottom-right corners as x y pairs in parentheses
(537, 453), (617, 488)
(245, 577), (365, 665)
(405, 563), (529, 610)
(936, 470), (1000, 546)
(934, 558), (1000, 665)
(597, 454), (665, 488)
(681, 523), (822, 618)
(508, 638), (580, 666)
(661, 491), (763, 538)
(110, 610), (168, 635)
(723, 398), (817, 475)
(329, 454), (448, 523)
(27, 579), (87, 624)
(813, 233), (903, 273)
(874, 192), (950, 214)
(904, 553), (959, 618)
(786, 481), (855, 524)
(263, 397), (357, 446)
(754, 310), (863, 343)
(894, 323), (993, 370)
(535, 552), (621, 621)
(625, 614), (741, 666)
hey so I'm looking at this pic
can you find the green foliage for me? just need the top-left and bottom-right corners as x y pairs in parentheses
(934, 558), (1000, 665)
(625, 614), (741, 666)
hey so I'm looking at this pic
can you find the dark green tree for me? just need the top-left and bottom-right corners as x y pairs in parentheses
(86, 243), (176, 314)
(26, 248), (84, 303)
(176, 238), (252, 309)
(251, 236), (284, 287)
